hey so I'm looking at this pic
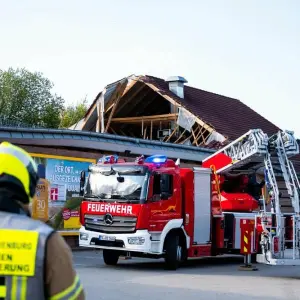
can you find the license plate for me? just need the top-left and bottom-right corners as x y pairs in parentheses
(99, 235), (116, 241)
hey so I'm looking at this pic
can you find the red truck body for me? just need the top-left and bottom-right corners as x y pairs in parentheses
(79, 153), (263, 269)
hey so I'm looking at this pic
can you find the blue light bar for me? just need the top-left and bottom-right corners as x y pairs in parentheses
(145, 155), (167, 164)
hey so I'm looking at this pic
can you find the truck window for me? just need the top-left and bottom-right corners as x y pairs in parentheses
(153, 173), (173, 198)
(153, 174), (161, 195)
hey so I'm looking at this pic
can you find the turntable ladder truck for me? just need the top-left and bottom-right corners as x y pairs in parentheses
(78, 128), (300, 269)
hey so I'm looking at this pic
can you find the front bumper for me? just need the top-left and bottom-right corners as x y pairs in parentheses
(79, 226), (156, 253)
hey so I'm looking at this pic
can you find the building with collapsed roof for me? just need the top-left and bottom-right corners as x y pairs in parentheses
(72, 74), (280, 149)
(69, 74), (300, 173)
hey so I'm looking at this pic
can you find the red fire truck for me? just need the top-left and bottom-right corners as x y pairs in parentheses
(78, 129), (300, 270)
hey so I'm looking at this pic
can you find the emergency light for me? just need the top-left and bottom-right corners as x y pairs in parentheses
(145, 155), (168, 164)
(98, 154), (118, 164)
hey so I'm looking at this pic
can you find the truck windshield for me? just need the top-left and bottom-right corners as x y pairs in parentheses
(83, 164), (149, 203)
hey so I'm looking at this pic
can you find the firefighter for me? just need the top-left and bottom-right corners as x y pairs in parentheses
(0, 141), (85, 300)
(247, 173), (265, 201)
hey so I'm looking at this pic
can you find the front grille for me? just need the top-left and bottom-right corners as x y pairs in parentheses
(84, 214), (137, 233)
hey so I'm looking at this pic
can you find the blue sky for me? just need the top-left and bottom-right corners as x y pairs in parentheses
(1, 0), (299, 137)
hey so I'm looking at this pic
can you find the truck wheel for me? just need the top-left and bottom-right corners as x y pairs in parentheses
(164, 233), (182, 270)
(103, 249), (119, 266)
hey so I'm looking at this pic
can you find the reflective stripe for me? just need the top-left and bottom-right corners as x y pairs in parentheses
(11, 276), (17, 300)
(0, 142), (37, 171)
(10, 276), (28, 300)
(0, 142), (38, 199)
(20, 277), (27, 300)
(0, 152), (30, 195)
(0, 276), (6, 300)
(0, 286), (6, 298)
(50, 275), (83, 300)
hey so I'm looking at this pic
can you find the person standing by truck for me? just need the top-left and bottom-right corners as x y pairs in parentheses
(0, 141), (85, 300)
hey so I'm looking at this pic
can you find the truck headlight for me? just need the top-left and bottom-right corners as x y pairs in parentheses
(128, 237), (145, 245)
(80, 233), (89, 240)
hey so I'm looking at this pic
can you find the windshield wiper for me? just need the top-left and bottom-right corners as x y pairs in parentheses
(111, 194), (140, 203)
(84, 194), (105, 201)
(84, 193), (140, 203)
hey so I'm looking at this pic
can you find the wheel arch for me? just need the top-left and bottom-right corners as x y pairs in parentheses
(158, 219), (190, 253)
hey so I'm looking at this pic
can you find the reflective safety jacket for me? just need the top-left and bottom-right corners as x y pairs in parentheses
(0, 211), (84, 300)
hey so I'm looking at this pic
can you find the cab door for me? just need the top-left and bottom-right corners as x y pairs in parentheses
(148, 171), (181, 232)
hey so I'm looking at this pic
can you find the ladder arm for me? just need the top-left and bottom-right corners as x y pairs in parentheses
(202, 129), (269, 174)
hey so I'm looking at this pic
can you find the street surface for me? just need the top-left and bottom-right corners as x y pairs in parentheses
(74, 250), (300, 300)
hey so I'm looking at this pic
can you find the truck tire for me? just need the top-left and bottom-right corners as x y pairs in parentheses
(103, 249), (119, 266)
(164, 232), (182, 270)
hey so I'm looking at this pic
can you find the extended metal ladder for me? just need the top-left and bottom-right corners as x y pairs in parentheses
(274, 130), (300, 214)
(202, 128), (300, 265)
(257, 130), (300, 265)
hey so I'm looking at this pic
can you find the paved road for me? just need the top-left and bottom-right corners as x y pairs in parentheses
(73, 251), (300, 300)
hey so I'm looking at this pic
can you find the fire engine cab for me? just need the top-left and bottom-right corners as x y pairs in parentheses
(78, 129), (300, 270)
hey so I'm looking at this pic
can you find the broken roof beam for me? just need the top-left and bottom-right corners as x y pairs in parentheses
(112, 84), (146, 116)
(105, 78), (139, 114)
(104, 81), (128, 133)
(142, 81), (215, 134)
(108, 113), (178, 124)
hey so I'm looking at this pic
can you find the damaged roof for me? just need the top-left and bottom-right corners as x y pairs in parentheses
(82, 74), (280, 142)
(141, 75), (280, 141)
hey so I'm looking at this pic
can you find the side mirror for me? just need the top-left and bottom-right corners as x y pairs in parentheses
(79, 171), (86, 196)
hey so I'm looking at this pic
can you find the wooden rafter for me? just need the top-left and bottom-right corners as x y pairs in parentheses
(96, 99), (101, 133)
(196, 127), (206, 145)
(143, 81), (215, 134)
(109, 127), (117, 135)
(179, 125), (201, 145)
(174, 129), (186, 143)
(108, 113), (178, 124)
(191, 124), (206, 146)
(81, 101), (97, 130)
(165, 125), (179, 142)
(105, 103), (114, 114)
(104, 78), (137, 112)
(113, 84), (145, 116)
(104, 82), (128, 133)
(191, 128), (199, 146)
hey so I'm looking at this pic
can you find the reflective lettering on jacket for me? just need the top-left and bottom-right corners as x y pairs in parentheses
(0, 211), (84, 300)
(0, 211), (53, 299)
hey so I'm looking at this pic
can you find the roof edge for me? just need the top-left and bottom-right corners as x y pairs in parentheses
(0, 126), (215, 154)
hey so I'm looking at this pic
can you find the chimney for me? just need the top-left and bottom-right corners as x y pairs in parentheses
(165, 76), (188, 99)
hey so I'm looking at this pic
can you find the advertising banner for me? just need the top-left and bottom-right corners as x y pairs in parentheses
(31, 178), (49, 222)
(30, 154), (95, 234)
(46, 158), (90, 201)
(62, 208), (81, 229)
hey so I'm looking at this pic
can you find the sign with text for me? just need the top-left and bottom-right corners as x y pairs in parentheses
(50, 184), (66, 201)
(0, 229), (39, 276)
(32, 178), (49, 222)
(46, 158), (91, 202)
(63, 208), (81, 229)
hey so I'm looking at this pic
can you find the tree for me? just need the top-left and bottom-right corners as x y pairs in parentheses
(59, 97), (88, 129)
(0, 67), (64, 128)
